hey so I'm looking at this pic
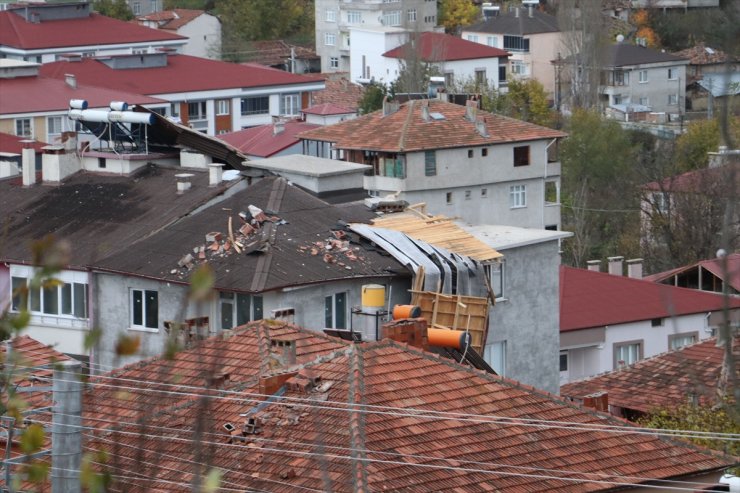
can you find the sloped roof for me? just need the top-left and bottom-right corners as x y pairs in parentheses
(383, 31), (510, 62)
(0, 10), (185, 50)
(643, 161), (739, 193)
(94, 176), (408, 292)
(644, 253), (740, 293)
(239, 40), (319, 67)
(0, 165), (234, 268)
(78, 322), (732, 492)
(465, 9), (559, 35)
(0, 132), (47, 154)
(698, 72), (740, 97)
(217, 121), (320, 158)
(560, 265), (740, 332)
(603, 43), (688, 68)
(299, 99), (566, 153)
(312, 75), (365, 111)
(136, 9), (208, 30)
(0, 75), (165, 115)
(302, 102), (354, 116)
(39, 55), (325, 96)
(673, 43), (735, 66)
(561, 337), (738, 413)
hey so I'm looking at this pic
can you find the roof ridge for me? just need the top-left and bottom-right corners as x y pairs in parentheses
(347, 345), (369, 492)
(397, 99), (415, 151)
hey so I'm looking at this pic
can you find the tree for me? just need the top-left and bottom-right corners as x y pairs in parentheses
(358, 83), (388, 115)
(675, 117), (740, 172)
(438, 0), (479, 34)
(502, 78), (553, 127)
(92, 0), (133, 21)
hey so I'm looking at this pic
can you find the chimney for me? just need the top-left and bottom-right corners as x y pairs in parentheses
(270, 337), (297, 367)
(607, 256), (624, 276)
(64, 73), (77, 89)
(51, 360), (82, 493)
(421, 100), (430, 121)
(475, 116), (488, 137)
(208, 163), (224, 187)
(586, 260), (601, 272)
(382, 97), (400, 116)
(273, 121), (285, 135)
(465, 99), (478, 122)
(515, 7), (519, 18)
(380, 318), (429, 350)
(626, 258), (643, 279)
(582, 391), (608, 413)
(175, 173), (194, 194)
(528, 5), (533, 17)
(21, 140), (36, 187)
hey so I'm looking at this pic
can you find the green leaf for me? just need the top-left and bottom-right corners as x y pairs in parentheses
(10, 310), (30, 331)
(84, 327), (103, 351)
(203, 468), (223, 493)
(115, 334), (141, 356)
(24, 462), (49, 484)
(20, 424), (45, 454)
(189, 263), (215, 302)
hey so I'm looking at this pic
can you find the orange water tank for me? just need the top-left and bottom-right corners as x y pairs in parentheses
(392, 304), (421, 319)
(427, 328), (471, 350)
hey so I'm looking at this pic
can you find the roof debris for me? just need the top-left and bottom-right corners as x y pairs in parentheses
(297, 230), (364, 269)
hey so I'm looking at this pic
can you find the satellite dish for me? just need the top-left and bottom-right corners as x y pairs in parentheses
(616, 34), (625, 43)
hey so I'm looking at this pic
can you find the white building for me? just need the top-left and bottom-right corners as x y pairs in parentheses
(137, 9), (221, 60)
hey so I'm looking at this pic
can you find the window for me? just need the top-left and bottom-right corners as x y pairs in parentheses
(513, 145), (530, 166)
(486, 36), (498, 47)
(407, 9), (416, 22)
(326, 9), (336, 22)
(509, 184), (526, 208)
(465, 190), (471, 200)
(467, 149), (473, 158)
(47, 116), (64, 140)
(511, 60), (528, 76)
(475, 69), (486, 85)
(498, 65), (507, 83)
(188, 101), (207, 121)
(613, 94), (623, 105)
(11, 276), (88, 319)
(466, 34), (479, 42)
(241, 96), (269, 115)
(219, 292), (263, 329)
(444, 71), (454, 87)
(216, 99), (230, 115)
(347, 10), (361, 23)
(324, 32), (336, 46)
(484, 340), (506, 376)
(545, 180), (559, 204)
(559, 351), (568, 372)
(329, 57), (339, 69)
(280, 93), (300, 116)
(503, 35), (529, 52)
(639, 96), (649, 106)
(325, 292), (347, 329)
(15, 118), (32, 138)
(669, 332), (698, 350)
(383, 10), (401, 26)
(481, 188), (488, 198)
(424, 150), (436, 176)
(651, 317), (664, 327)
(486, 262), (504, 299)
(131, 289), (158, 330)
(132, 1), (140, 15)
(614, 340), (642, 368)
(611, 70), (628, 86)
(638, 70), (648, 83)
(668, 68), (677, 80)
(668, 94), (678, 105)
(446, 192), (453, 204)
(481, 148), (488, 157)
(380, 154), (405, 178)
(171, 103), (180, 117)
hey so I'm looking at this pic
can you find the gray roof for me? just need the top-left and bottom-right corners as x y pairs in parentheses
(698, 73), (740, 97)
(247, 155), (369, 178)
(604, 43), (688, 67)
(96, 177), (407, 293)
(465, 9), (559, 35)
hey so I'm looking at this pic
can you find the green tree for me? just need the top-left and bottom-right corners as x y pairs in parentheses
(675, 117), (740, 172)
(439, 0), (479, 34)
(358, 83), (388, 115)
(93, 0), (133, 20)
(502, 78), (553, 127)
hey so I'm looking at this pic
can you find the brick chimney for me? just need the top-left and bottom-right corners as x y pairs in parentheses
(270, 337), (297, 367)
(626, 258), (643, 279)
(582, 391), (608, 413)
(380, 318), (428, 350)
(607, 256), (624, 276)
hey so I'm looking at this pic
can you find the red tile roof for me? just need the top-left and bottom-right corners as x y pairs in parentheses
(39, 55), (325, 96)
(644, 253), (740, 293)
(560, 266), (740, 332)
(312, 74), (365, 111)
(299, 99), (566, 152)
(216, 121), (320, 158)
(78, 322), (732, 492)
(561, 337), (738, 413)
(643, 161), (740, 193)
(302, 102), (354, 116)
(383, 32), (511, 62)
(0, 132), (47, 154)
(0, 10), (185, 50)
(0, 75), (165, 115)
(136, 9), (206, 30)
(673, 43), (736, 66)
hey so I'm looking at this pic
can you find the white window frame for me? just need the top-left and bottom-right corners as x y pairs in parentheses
(329, 57), (339, 69)
(219, 291), (263, 330)
(466, 34), (479, 42)
(325, 292), (348, 329)
(216, 99), (229, 116)
(511, 60), (528, 76)
(132, 1), (141, 15)
(326, 9), (336, 22)
(10, 266), (89, 320)
(130, 288), (159, 332)
(347, 10), (361, 23)
(638, 70), (648, 83)
(15, 118), (32, 138)
(669, 332), (698, 350)
(383, 10), (401, 26)
(280, 93), (301, 116)
(509, 184), (527, 208)
(667, 68), (677, 80)
(614, 340), (642, 368)
(639, 96), (649, 106)
(486, 36), (498, 47)
(486, 261), (505, 300)
(324, 32), (336, 46)
(668, 94), (678, 105)
(484, 340), (506, 376)
(47, 115), (65, 142)
(407, 9), (417, 22)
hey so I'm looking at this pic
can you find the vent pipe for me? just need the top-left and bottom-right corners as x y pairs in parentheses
(51, 360), (82, 493)
(607, 256), (624, 276)
(175, 173), (194, 194)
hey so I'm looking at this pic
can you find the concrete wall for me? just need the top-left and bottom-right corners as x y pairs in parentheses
(486, 239), (561, 394)
(350, 28), (407, 84)
(605, 62), (688, 115)
(176, 14), (221, 60)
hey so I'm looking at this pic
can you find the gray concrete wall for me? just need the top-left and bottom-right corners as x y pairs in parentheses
(486, 239), (561, 394)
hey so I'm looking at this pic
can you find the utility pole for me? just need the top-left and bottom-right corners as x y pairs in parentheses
(51, 360), (82, 493)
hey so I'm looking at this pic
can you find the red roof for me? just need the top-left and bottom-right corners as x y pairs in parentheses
(0, 75), (165, 115)
(39, 55), (325, 96)
(79, 321), (731, 492)
(0, 10), (185, 50)
(312, 74), (365, 110)
(0, 132), (47, 154)
(561, 337), (738, 413)
(300, 99), (566, 153)
(216, 121), (320, 158)
(560, 265), (740, 332)
(643, 161), (740, 193)
(383, 32), (510, 62)
(136, 9), (206, 30)
(302, 102), (354, 116)
(644, 252), (740, 293)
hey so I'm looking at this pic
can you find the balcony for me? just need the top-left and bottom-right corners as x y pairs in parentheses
(364, 174), (407, 193)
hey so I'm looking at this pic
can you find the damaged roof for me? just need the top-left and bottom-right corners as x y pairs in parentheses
(80, 321), (733, 492)
(0, 165), (235, 268)
(95, 176), (407, 292)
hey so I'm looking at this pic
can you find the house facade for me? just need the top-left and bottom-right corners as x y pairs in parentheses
(136, 9), (221, 60)
(461, 7), (562, 97)
(315, 0), (437, 73)
(40, 53), (325, 135)
(125, 0), (162, 16)
(559, 261), (740, 385)
(300, 98), (566, 229)
(0, 2), (186, 63)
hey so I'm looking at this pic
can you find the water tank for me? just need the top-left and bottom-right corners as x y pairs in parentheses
(360, 284), (386, 341)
